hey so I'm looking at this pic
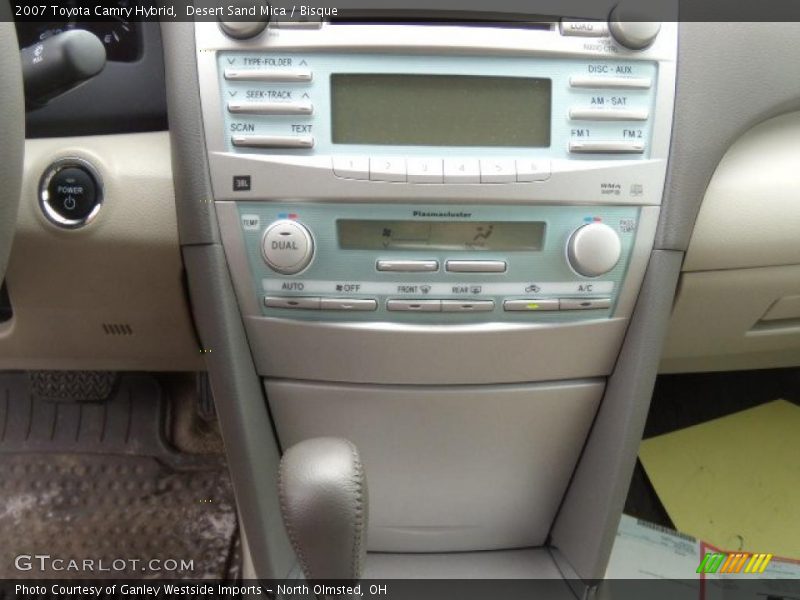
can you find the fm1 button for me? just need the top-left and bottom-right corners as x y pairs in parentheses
(39, 159), (103, 228)
(262, 219), (314, 274)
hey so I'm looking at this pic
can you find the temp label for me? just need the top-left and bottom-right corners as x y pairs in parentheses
(263, 280), (615, 296)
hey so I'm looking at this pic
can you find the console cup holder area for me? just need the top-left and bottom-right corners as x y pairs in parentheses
(266, 378), (604, 553)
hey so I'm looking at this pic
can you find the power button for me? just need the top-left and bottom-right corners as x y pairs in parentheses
(39, 158), (103, 228)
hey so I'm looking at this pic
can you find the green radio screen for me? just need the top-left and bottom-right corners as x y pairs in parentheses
(337, 220), (546, 252)
(331, 74), (551, 147)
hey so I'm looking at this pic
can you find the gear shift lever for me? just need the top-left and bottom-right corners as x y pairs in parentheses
(278, 438), (369, 587)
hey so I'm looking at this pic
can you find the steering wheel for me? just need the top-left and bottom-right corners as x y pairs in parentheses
(0, 8), (25, 284)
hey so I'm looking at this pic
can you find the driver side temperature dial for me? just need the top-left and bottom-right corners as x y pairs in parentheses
(262, 219), (314, 275)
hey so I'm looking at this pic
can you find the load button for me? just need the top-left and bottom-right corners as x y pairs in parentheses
(261, 219), (314, 275)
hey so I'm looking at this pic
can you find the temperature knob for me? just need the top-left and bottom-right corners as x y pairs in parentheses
(262, 219), (314, 275)
(567, 222), (622, 277)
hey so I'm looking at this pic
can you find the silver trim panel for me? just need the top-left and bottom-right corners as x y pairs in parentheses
(319, 298), (378, 311)
(569, 141), (646, 154)
(224, 68), (313, 82)
(569, 76), (653, 89)
(560, 298), (612, 310)
(441, 300), (495, 312)
(376, 260), (439, 272)
(264, 296), (320, 309)
(227, 101), (314, 115)
(232, 135), (314, 149)
(446, 260), (508, 273)
(504, 299), (560, 311)
(386, 299), (442, 312)
(569, 108), (649, 121)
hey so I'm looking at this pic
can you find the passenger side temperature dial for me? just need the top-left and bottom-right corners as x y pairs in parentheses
(262, 219), (314, 275)
(567, 222), (622, 277)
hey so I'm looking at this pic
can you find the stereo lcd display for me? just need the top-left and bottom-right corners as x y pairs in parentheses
(337, 220), (546, 252)
(331, 74), (551, 147)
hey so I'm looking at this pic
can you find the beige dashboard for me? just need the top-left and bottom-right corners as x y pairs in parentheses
(3, 111), (800, 377)
(0, 132), (201, 371)
(662, 111), (800, 372)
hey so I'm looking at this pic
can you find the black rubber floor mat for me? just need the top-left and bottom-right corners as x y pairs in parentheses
(0, 453), (238, 578)
(0, 374), (240, 579)
(0, 374), (215, 470)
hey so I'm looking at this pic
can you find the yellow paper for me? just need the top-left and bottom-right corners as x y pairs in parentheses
(639, 399), (800, 558)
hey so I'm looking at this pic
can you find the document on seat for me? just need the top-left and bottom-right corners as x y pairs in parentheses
(638, 399), (800, 559)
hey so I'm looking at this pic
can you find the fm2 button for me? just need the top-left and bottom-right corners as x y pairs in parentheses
(262, 219), (314, 275)
(39, 159), (103, 228)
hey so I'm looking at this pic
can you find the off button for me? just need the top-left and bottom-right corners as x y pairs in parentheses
(261, 219), (314, 275)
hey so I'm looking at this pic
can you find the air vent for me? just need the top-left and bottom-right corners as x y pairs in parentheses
(102, 323), (133, 336)
(329, 11), (555, 30)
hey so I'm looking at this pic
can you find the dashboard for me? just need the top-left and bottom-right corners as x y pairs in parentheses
(4, 7), (800, 589)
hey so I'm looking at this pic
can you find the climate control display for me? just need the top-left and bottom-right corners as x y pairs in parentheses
(238, 203), (639, 323)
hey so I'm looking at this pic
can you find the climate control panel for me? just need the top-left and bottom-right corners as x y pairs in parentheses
(235, 203), (641, 323)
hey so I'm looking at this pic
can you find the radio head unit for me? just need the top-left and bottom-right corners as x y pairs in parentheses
(197, 20), (676, 205)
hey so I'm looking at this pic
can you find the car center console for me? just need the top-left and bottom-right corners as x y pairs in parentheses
(195, 19), (677, 556)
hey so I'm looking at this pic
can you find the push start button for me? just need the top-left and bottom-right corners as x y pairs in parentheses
(261, 219), (314, 274)
(39, 158), (103, 228)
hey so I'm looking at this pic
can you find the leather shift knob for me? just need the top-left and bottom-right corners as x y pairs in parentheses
(278, 437), (368, 581)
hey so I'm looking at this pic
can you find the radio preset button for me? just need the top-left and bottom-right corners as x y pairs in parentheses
(559, 298), (612, 310)
(228, 101), (313, 116)
(376, 260), (439, 273)
(386, 299), (442, 312)
(370, 158), (407, 182)
(224, 68), (313, 83)
(319, 298), (378, 311)
(262, 219), (314, 275)
(569, 141), (645, 154)
(233, 135), (314, 149)
(264, 296), (320, 310)
(446, 260), (507, 274)
(441, 300), (495, 313)
(569, 108), (649, 121)
(480, 159), (516, 183)
(407, 158), (444, 183)
(569, 76), (652, 90)
(443, 159), (480, 183)
(516, 159), (551, 182)
(332, 156), (369, 179)
(504, 299), (560, 312)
